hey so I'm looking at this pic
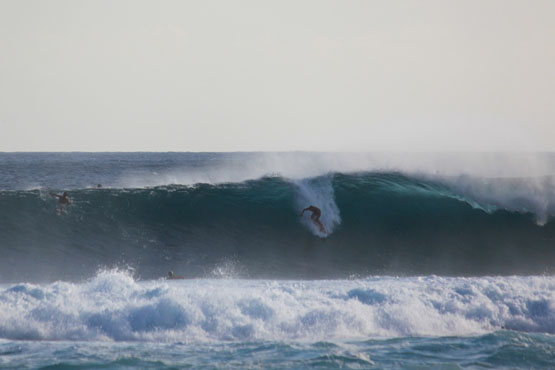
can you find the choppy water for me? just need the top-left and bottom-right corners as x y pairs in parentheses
(1, 152), (554, 368)
(1, 271), (554, 369)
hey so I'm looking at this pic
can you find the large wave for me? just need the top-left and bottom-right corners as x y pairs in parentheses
(1, 172), (554, 281)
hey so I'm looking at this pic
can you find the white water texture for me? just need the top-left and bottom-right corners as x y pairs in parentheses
(1, 271), (553, 342)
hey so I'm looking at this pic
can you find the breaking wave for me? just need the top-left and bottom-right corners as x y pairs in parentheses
(0, 172), (554, 281)
(0, 270), (554, 342)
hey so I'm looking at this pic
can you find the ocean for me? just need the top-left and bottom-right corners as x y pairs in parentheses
(0, 152), (554, 369)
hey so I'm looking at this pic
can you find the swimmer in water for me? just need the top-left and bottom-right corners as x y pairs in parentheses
(300, 205), (327, 233)
(167, 270), (185, 280)
(49, 191), (70, 215)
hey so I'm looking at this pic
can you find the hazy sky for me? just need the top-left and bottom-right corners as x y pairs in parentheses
(1, 0), (554, 151)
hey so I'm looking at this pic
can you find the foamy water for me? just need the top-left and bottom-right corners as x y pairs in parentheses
(1, 270), (553, 343)
(2, 153), (555, 368)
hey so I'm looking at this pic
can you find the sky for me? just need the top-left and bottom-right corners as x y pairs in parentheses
(0, 0), (554, 152)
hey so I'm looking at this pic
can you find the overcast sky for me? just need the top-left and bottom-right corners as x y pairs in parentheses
(0, 0), (553, 151)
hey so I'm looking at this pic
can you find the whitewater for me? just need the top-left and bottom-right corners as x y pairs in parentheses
(1, 152), (554, 369)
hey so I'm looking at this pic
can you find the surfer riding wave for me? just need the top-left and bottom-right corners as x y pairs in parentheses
(301, 205), (327, 234)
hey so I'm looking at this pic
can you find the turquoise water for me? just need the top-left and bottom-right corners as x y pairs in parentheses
(1, 153), (554, 368)
(1, 273), (554, 369)
(1, 331), (554, 369)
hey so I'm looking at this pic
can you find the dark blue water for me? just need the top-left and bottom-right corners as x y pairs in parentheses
(1, 152), (554, 368)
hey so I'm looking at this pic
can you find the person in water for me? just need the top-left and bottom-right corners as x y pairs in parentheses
(167, 270), (185, 280)
(49, 191), (70, 214)
(300, 205), (326, 233)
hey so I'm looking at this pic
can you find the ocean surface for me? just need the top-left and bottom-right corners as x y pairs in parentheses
(0, 152), (554, 369)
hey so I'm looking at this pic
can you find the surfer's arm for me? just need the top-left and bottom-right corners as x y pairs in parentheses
(49, 192), (60, 198)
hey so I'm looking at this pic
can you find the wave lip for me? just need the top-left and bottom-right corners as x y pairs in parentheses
(0, 271), (554, 342)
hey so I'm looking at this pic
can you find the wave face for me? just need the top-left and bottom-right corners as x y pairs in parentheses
(0, 270), (554, 342)
(1, 172), (554, 281)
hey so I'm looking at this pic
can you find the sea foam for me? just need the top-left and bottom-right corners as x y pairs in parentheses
(1, 270), (553, 343)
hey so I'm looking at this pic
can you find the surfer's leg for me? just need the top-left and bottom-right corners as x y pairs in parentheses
(311, 213), (325, 233)
(315, 220), (326, 233)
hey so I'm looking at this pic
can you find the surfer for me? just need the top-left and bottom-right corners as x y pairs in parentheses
(49, 191), (70, 215)
(300, 205), (326, 233)
(167, 270), (185, 280)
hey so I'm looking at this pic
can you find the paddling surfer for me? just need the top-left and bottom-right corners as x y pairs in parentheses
(300, 205), (326, 233)
(49, 191), (70, 215)
(167, 270), (185, 280)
